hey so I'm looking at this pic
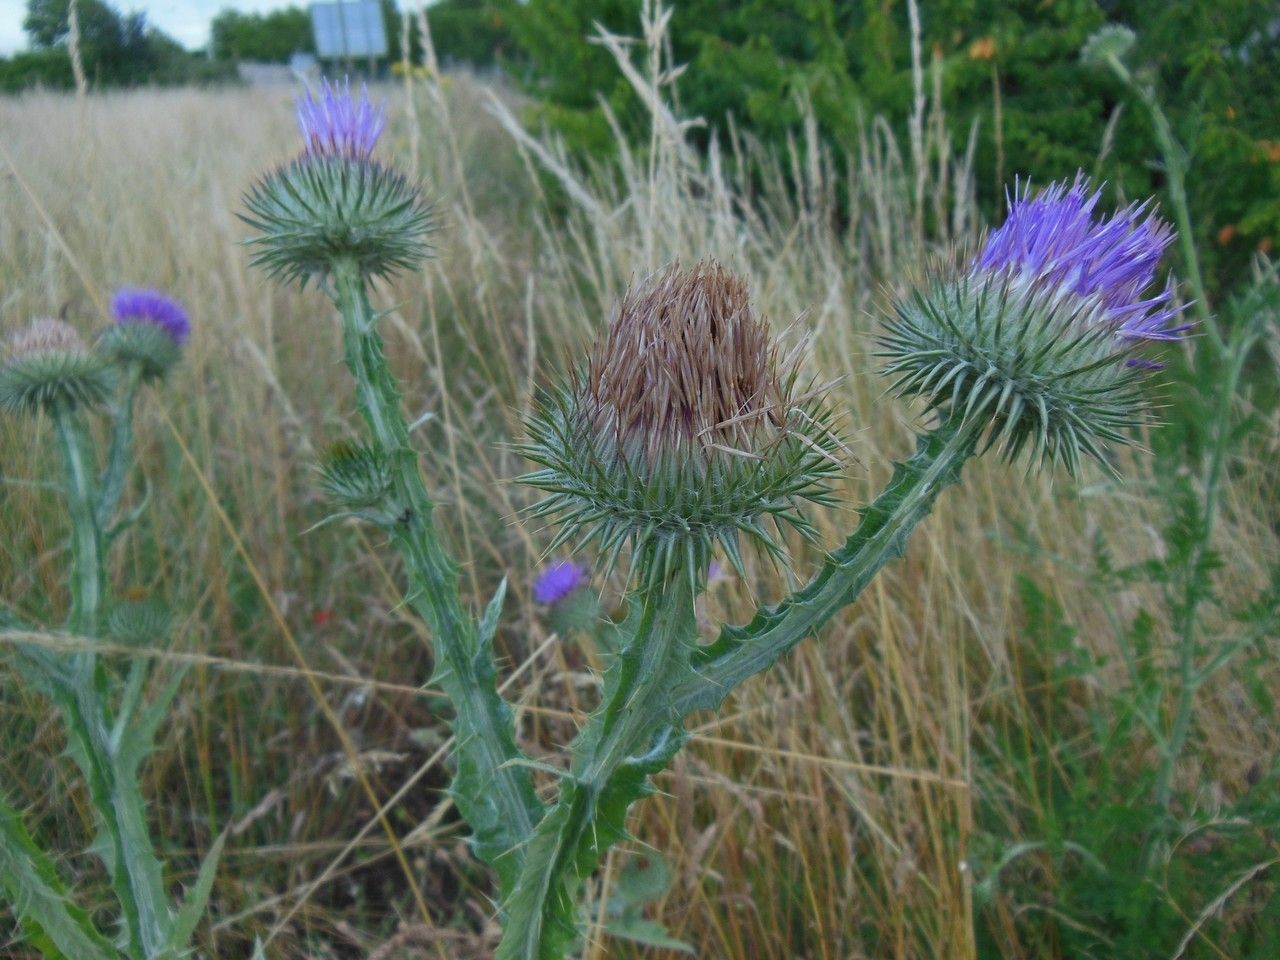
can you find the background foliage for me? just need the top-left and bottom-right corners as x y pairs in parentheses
(1, 0), (235, 90)
(505, 0), (1280, 290)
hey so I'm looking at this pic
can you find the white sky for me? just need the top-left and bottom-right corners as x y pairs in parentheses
(0, 1), (420, 55)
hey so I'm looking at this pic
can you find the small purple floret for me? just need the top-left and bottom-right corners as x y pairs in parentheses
(110, 288), (190, 345)
(533, 561), (588, 605)
(296, 78), (386, 159)
(976, 175), (1188, 342)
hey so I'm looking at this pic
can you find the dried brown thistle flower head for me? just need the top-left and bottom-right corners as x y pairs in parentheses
(6, 318), (87, 361)
(582, 262), (789, 464)
(521, 261), (844, 583)
(0, 318), (113, 415)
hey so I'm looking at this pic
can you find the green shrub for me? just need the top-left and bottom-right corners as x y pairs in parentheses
(505, 0), (1280, 293)
(0, 48), (74, 92)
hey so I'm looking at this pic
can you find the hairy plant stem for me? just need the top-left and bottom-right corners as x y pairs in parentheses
(330, 259), (542, 894)
(1152, 316), (1256, 812)
(54, 407), (104, 638)
(497, 566), (698, 960)
(97, 360), (142, 531)
(52, 404), (171, 959)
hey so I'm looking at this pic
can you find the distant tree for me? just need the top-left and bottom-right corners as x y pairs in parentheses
(425, 0), (512, 67)
(379, 0), (513, 69)
(15, 0), (234, 90)
(24, 0), (122, 48)
(24, 0), (151, 84)
(210, 6), (314, 63)
(507, 0), (1280, 288)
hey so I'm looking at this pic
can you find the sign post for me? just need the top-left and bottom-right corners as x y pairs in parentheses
(310, 1), (389, 75)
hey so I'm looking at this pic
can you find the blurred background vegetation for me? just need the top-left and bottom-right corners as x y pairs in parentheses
(4, 0), (1275, 287)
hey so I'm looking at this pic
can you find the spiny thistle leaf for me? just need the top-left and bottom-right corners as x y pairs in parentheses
(497, 581), (698, 960)
(0, 794), (119, 960)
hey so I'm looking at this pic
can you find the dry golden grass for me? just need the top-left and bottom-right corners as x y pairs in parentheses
(0, 32), (1275, 960)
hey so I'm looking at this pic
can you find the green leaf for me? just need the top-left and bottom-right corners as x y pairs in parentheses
(602, 916), (694, 953)
(601, 854), (692, 954)
(0, 793), (119, 960)
(155, 830), (226, 959)
(478, 576), (508, 653)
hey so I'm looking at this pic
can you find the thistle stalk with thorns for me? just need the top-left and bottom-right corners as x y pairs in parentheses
(0, 293), (225, 960)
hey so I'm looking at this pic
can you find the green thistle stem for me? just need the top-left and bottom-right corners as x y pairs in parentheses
(497, 565), (698, 960)
(97, 360), (142, 531)
(674, 412), (981, 716)
(499, 415), (979, 959)
(51, 403), (172, 959)
(54, 407), (104, 637)
(330, 258), (542, 893)
(1101, 52), (1219, 350)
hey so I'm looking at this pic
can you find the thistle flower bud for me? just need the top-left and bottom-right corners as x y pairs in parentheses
(107, 597), (172, 645)
(520, 262), (844, 581)
(317, 440), (400, 524)
(99, 287), (189, 379)
(0, 318), (115, 415)
(879, 176), (1190, 474)
(241, 78), (433, 283)
(533, 560), (588, 605)
(1081, 25), (1136, 68)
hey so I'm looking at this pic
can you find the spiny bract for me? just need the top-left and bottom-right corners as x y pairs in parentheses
(240, 79), (433, 283)
(879, 175), (1189, 474)
(520, 261), (844, 584)
(0, 318), (115, 415)
(317, 440), (400, 525)
(99, 287), (189, 379)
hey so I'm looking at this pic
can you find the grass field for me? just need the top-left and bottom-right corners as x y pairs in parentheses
(1, 32), (1277, 960)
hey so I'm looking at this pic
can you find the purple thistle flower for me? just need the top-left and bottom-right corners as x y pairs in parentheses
(296, 78), (386, 160)
(110, 288), (190, 345)
(975, 175), (1188, 343)
(533, 560), (588, 605)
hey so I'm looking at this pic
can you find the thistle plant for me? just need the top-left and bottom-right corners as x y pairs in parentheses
(0, 292), (223, 960)
(241, 79), (1187, 960)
